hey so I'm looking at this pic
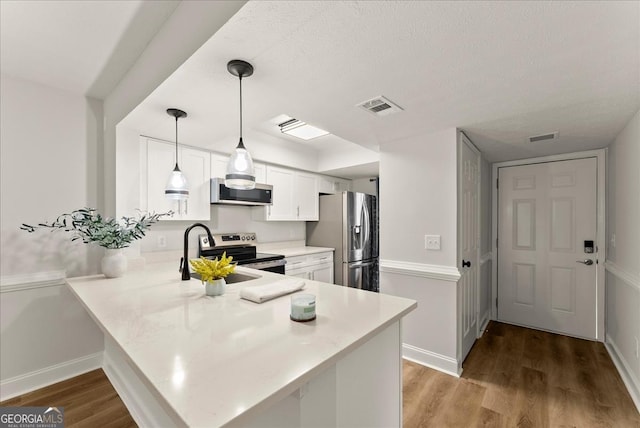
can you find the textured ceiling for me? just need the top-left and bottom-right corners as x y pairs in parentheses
(123, 1), (639, 164)
(2, 1), (638, 167)
(0, 0), (179, 98)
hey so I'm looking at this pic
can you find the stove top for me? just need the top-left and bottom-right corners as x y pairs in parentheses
(198, 232), (284, 266)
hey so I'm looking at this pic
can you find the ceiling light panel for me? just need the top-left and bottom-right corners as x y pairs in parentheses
(279, 118), (330, 140)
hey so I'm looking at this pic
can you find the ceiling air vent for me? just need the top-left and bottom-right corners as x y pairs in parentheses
(357, 96), (403, 116)
(527, 132), (559, 143)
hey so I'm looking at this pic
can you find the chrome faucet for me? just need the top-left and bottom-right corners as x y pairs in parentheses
(181, 223), (215, 280)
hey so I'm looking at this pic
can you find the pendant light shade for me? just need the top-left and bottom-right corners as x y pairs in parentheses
(165, 108), (189, 200)
(226, 60), (256, 190)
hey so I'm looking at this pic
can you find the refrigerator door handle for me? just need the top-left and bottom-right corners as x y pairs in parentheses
(348, 260), (375, 268)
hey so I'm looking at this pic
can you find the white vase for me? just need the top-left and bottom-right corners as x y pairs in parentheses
(205, 278), (226, 296)
(102, 248), (127, 278)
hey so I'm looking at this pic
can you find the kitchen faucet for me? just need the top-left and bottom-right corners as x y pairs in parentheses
(181, 223), (215, 280)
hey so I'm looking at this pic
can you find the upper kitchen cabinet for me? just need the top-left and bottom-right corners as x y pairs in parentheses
(253, 165), (319, 221)
(318, 176), (351, 194)
(211, 152), (266, 183)
(143, 138), (211, 221)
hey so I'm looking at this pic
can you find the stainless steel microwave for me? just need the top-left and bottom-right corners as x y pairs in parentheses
(210, 177), (273, 206)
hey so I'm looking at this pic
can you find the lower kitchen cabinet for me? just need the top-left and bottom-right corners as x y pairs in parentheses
(142, 137), (211, 221)
(285, 251), (334, 283)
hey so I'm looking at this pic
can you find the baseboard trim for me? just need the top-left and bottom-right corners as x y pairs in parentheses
(402, 343), (461, 377)
(605, 338), (640, 413)
(0, 270), (66, 293)
(380, 260), (461, 282)
(605, 261), (640, 291)
(0, 352), (102, 402)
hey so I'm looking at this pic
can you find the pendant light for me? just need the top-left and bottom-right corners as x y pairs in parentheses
(165, 108), (189, 200)
(225, 59), (256, 190)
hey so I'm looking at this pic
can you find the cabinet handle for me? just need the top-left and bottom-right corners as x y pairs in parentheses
(319, 257), (329, 260)
(297, 206), (300, 217)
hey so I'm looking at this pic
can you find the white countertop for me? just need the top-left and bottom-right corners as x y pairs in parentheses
(66, 263), (415, 427)
(271, 246), (334, 258)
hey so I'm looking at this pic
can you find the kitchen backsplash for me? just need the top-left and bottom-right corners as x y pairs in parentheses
(140, 205), (305, 254)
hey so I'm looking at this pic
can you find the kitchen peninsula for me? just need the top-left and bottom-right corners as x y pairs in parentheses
(66, 262), (416, 427)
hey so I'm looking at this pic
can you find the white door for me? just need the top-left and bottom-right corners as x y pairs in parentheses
(497, 158), (598, 339)
(459, 134), (480, 362)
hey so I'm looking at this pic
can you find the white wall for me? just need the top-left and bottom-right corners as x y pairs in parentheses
(351, 177), (377, 196)
(140, 205), (305, 254)
(380, 128), (458, 266)
(0, 75), (103, 277)
(379, 127), (460, 373)
(0, 75), (104, 395)
(605, 109), (640, 407)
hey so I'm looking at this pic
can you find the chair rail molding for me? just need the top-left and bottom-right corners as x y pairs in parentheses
(380, 260), (461, 282)
(0, 270), (66, 293)
(604, 261), (640, 291)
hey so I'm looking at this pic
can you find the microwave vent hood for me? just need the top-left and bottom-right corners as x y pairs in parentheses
(210, 177), (273, 206)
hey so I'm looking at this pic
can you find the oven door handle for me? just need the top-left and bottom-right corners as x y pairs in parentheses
(242, 259), (287, 270)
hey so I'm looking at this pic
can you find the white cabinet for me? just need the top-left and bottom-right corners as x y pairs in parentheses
(211, 152), (266, 183)
(285, 251), (334, 283)
(254, 166), (319, 221)
(319, 176), (351, 194)
(143, 138), (211, 221)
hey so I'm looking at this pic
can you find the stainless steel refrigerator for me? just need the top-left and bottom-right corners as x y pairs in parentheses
(306, 191), (379, 292)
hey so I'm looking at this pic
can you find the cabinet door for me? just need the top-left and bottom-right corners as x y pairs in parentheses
(266, 166), (296, 220)
(254, 162), (266, 184)
(296, 172), (319, 220)
(311, 264), (333, 283)
(210, 153), (229, 179)
(181, 147), (211, 220)
(288, 270), (310, 280)
(146, 140), (180, 217)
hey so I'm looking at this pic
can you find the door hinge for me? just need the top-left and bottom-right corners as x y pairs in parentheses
(496, 237), (498, 248)
(496, 178), (499, 189)
(495, 297), (498, 308)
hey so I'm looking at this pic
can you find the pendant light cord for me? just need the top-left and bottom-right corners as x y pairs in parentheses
(175, 116), (179, 167)
(239, 75), (243, 140)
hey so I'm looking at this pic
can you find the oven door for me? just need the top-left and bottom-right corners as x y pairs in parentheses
(242, 259), (286, 274)
(343, 259), (379, 292)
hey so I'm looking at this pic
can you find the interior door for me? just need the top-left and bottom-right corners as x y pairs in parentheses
(497, 158), (598, 339)
(459, 134), (480, 362)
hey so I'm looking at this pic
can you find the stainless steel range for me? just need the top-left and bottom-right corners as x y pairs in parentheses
(198, 232), (286, 274)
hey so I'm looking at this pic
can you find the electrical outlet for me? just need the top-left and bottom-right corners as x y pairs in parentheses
(425, 235), (441, 250)
(157, 235), (167, 248)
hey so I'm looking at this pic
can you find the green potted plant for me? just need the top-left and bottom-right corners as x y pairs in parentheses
(21, 208), (172, 278)
(189, 253), (236, 296)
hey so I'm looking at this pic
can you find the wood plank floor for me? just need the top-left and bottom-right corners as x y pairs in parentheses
(0, 369), (136, 427)
(2, 321), (638, 427)
(403, 321), (640, 427)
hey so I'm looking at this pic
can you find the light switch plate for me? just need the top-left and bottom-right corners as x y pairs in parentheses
(425, 235), (441, 250)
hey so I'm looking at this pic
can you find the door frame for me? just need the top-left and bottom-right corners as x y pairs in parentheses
(491, 149), (606, 341)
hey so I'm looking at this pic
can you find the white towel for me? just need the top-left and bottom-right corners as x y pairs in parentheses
(240, 279), (305, 303)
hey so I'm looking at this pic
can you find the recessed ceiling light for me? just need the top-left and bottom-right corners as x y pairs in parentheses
(278, 118), (330, 140)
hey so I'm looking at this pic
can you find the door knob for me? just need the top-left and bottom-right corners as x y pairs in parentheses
(576, 259), (594, 266)
(462, 260), (471, 268)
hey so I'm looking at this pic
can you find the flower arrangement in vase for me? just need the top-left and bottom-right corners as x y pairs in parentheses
(189, 253), (236, 296)
(20, 208), (172, 278)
